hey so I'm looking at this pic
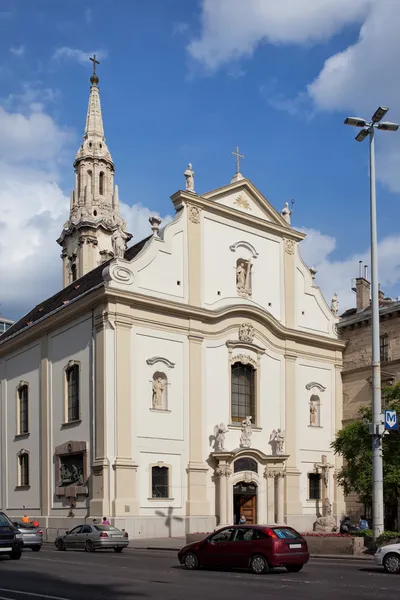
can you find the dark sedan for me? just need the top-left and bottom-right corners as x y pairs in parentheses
(0, 512), (23, 560)
(178, 525), (309, 574)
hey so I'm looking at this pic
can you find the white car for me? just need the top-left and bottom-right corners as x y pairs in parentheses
(374, 543), (400, 574)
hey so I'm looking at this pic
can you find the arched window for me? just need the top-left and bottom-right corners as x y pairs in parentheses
(234, 457), (258, 473)
(66, 364), (80, 422)
(18, 452), (30, 487)
(99, 171), (105, 196)
(151, 465), (169, 498)
(231, 362), (255, 423)
(71, 263), (77, 282)
(18, 384), (29, 435)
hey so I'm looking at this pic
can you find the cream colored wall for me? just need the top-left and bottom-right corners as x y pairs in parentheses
(295, 257), (336, 336)
(2, 342), (41, 511)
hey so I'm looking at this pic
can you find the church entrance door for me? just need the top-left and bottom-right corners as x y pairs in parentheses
(233, 482), (257, 525)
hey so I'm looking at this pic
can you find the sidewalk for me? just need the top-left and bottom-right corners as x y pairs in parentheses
(129, 537), (185, 551)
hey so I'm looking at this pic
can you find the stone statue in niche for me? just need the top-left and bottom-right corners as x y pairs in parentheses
(152, 375), (166, 409)
(310, 400), (317, 425)
(214, 423), (229, 452)
(236, 259), (252, 298)
(112, 226), (129, 258)
(269, 429), (285, 455)
(239, 416), (252, 448)
(184, 163), (195, 192)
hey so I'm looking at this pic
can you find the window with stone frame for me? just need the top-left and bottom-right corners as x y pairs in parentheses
(380, 334), (389, 363)
(66, 364), (80, 422)
(19, 452), (29, 487)
(231, 362), (255, 423)
(308, 473), (321, 500)
(18, 385), (29, 435)
(71, 262), (77, 282)
(151, 465), (169, 499)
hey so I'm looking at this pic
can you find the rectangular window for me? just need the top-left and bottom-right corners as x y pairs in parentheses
(19, 453), (29, 487)
(151, 466), (169, 498)
(380, 335), (389, 362)
(231, 363), (255, 423)
(308, 473), (321, 500)
(18, 385), (29, 435)
(67, 365), (80, 422)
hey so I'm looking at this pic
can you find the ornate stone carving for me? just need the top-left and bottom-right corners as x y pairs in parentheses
(264, 467), (285, 479)
(214, 423), (229, 452)
(229, 241), (259, 258)
(152, 374), (167, 410)
(234, 193), (251, 210)
(149, 215), (162, 236)
(232, 354), (257, 368)
(188, 205), (201, 224)
(284, 239), (295, 254)
(330, 293), (339, 317)
(109, 265), (134, 285)
(146, 356), (175, 369)
(216, 465), (232, 477)
(243, 471), (253, 484)
(305, 382), (326, 392)
(269, 429), (285, 455)
(238, 323), (255, 343)
(184, 163), (195, 192)
(239, 416), (252, 449)
(310, 400), (318, 426)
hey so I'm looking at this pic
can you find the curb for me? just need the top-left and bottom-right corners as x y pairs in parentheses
(310, 553), (373, 561)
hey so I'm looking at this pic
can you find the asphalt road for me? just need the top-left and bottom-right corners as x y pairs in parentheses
(0, 545), (397, 600)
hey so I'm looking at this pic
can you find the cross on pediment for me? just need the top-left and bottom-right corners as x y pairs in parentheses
(232, 145), (244, 174)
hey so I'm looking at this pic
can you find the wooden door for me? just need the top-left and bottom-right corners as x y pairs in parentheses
(240, 494), (256, 524)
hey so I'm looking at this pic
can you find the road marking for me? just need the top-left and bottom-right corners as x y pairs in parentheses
(0, 590), (72, 600)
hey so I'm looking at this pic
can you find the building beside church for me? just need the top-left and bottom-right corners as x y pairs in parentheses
(0, 65), (345, 538)
(338, 265), (400, 528)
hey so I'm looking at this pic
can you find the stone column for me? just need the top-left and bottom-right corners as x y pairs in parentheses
(216, 465), (231, 526)
(284, 353), (302, 522)
(276, 472), (285, 524)
(264, 469), (276, 524)
(186, 332), (211, 526)
(112, 313), (139, 516)
(90, 313), (110, 517)
(333, 360), (345, 519)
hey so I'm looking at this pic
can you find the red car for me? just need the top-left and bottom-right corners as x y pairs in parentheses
(178, 525), (309, 574)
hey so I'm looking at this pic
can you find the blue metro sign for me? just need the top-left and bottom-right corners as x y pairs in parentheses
(385, 410), (398, 431)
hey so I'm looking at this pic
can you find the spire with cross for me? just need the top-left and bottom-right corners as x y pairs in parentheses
(89, 54), (100, 86)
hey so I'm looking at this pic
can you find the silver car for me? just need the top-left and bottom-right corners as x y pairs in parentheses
(55, 523), (129, 553)
(12, 522), (43, 552)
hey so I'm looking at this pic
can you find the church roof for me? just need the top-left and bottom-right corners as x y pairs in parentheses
(0, 236), (151, 345)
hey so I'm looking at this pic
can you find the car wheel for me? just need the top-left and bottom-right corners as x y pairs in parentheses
(85, 539), (95, 553)
(114, 547), (123, 553)
(250, 554), (269, 574)
(31, 545), (41, 552)
(184, 552), (199, 570)
(10, 550), (22, 560)
(383, 552), (400, 574)
(55, 539), (66, 551)
(285, 564), (303, 573)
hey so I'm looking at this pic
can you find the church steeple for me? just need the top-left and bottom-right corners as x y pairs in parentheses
(57, 56), (132, 288)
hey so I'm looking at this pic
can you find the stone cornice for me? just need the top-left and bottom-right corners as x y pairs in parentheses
(170, 189), (305, 242)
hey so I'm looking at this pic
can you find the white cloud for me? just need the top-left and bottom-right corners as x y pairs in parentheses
(53, 47), (108, 65)
(299, 228), (400, 311)
(10, 45), (24, 56)
(188, 0), (372, 71)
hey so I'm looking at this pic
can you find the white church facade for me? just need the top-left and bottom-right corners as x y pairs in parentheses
(0, 64), (345, 538)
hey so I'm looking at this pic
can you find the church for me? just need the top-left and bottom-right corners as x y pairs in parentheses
(0, 62), (345, 538)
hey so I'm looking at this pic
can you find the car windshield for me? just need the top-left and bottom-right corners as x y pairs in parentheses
(272, 527), (302, 540)
(94, 525), (120, 532)
(0, 514), (13, 528)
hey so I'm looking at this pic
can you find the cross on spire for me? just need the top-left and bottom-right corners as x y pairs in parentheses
(232, 145), (244, 174)
(90, 54), (100, 75)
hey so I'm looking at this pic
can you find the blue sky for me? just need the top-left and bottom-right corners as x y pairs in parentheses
(1, 0), (400, 319)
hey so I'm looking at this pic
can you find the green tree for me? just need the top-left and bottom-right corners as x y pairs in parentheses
(331, 383), (400, 509)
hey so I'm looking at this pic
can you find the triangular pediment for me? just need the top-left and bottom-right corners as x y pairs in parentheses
(202, 178), (289, 227)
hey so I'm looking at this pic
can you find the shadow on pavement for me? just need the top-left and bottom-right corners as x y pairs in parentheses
(0, 567), (149, 599)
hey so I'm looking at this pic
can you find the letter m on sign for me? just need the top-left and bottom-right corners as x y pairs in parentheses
(385, 410), (398, 431)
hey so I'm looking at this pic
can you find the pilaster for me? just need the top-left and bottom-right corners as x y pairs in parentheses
(187, 204), (202, 306)
(283, 239), (296, 328)
(284, 353), (302, 517)
(112, 313), (139, 516)
(39, 337), (50, 516)
(333, 360), (345, 518)
(186, 331), (210, 518)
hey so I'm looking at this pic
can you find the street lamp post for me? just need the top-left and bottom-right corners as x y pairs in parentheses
(344, 107), (399, 540)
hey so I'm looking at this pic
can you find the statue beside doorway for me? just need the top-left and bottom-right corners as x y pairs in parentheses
(239, 416), (252, 448)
